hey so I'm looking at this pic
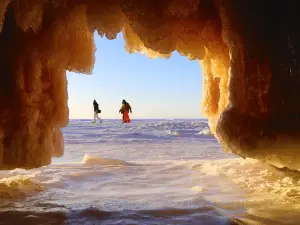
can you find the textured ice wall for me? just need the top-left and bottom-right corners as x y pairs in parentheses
(0, 0), (300, 170)
(0, 1), (95, 169)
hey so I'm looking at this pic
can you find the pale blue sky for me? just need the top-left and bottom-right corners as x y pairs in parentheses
(67, 33), (203, 119)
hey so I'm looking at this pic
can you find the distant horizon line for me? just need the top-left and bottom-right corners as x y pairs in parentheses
(69, 117), (207, 120)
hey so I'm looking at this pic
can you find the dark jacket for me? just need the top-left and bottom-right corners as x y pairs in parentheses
(119, 102), (132, 114)
(93, 100), (100, 113)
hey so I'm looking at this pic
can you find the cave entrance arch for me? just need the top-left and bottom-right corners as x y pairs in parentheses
(0, 1), (229, 170)
(1, 1), (300, 171)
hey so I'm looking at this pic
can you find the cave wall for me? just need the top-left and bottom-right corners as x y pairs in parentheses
(217, 1), (300, 170)
(0, 0), (300, 170)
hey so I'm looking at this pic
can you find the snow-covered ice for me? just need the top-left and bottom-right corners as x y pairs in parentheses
(0, 119), (300, 224)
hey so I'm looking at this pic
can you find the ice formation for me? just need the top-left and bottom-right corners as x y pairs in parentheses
(82, 154), (132, 166)
(0, 1), (300, 170)
(0, 174), (43, 198)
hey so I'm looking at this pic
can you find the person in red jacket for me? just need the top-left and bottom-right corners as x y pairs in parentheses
(119, 99), (132, 123)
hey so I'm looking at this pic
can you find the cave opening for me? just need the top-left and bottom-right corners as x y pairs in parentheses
(1, 1), (300, 171)
(67, 32), (203, 120)
(0, 1), (241, 170)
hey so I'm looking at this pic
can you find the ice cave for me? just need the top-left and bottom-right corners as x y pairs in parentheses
(1, 0), (300, 170)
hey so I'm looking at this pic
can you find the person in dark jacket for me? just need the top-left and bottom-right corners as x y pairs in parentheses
(93, 99), (102, 123)
(119, 99), (132, 123)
